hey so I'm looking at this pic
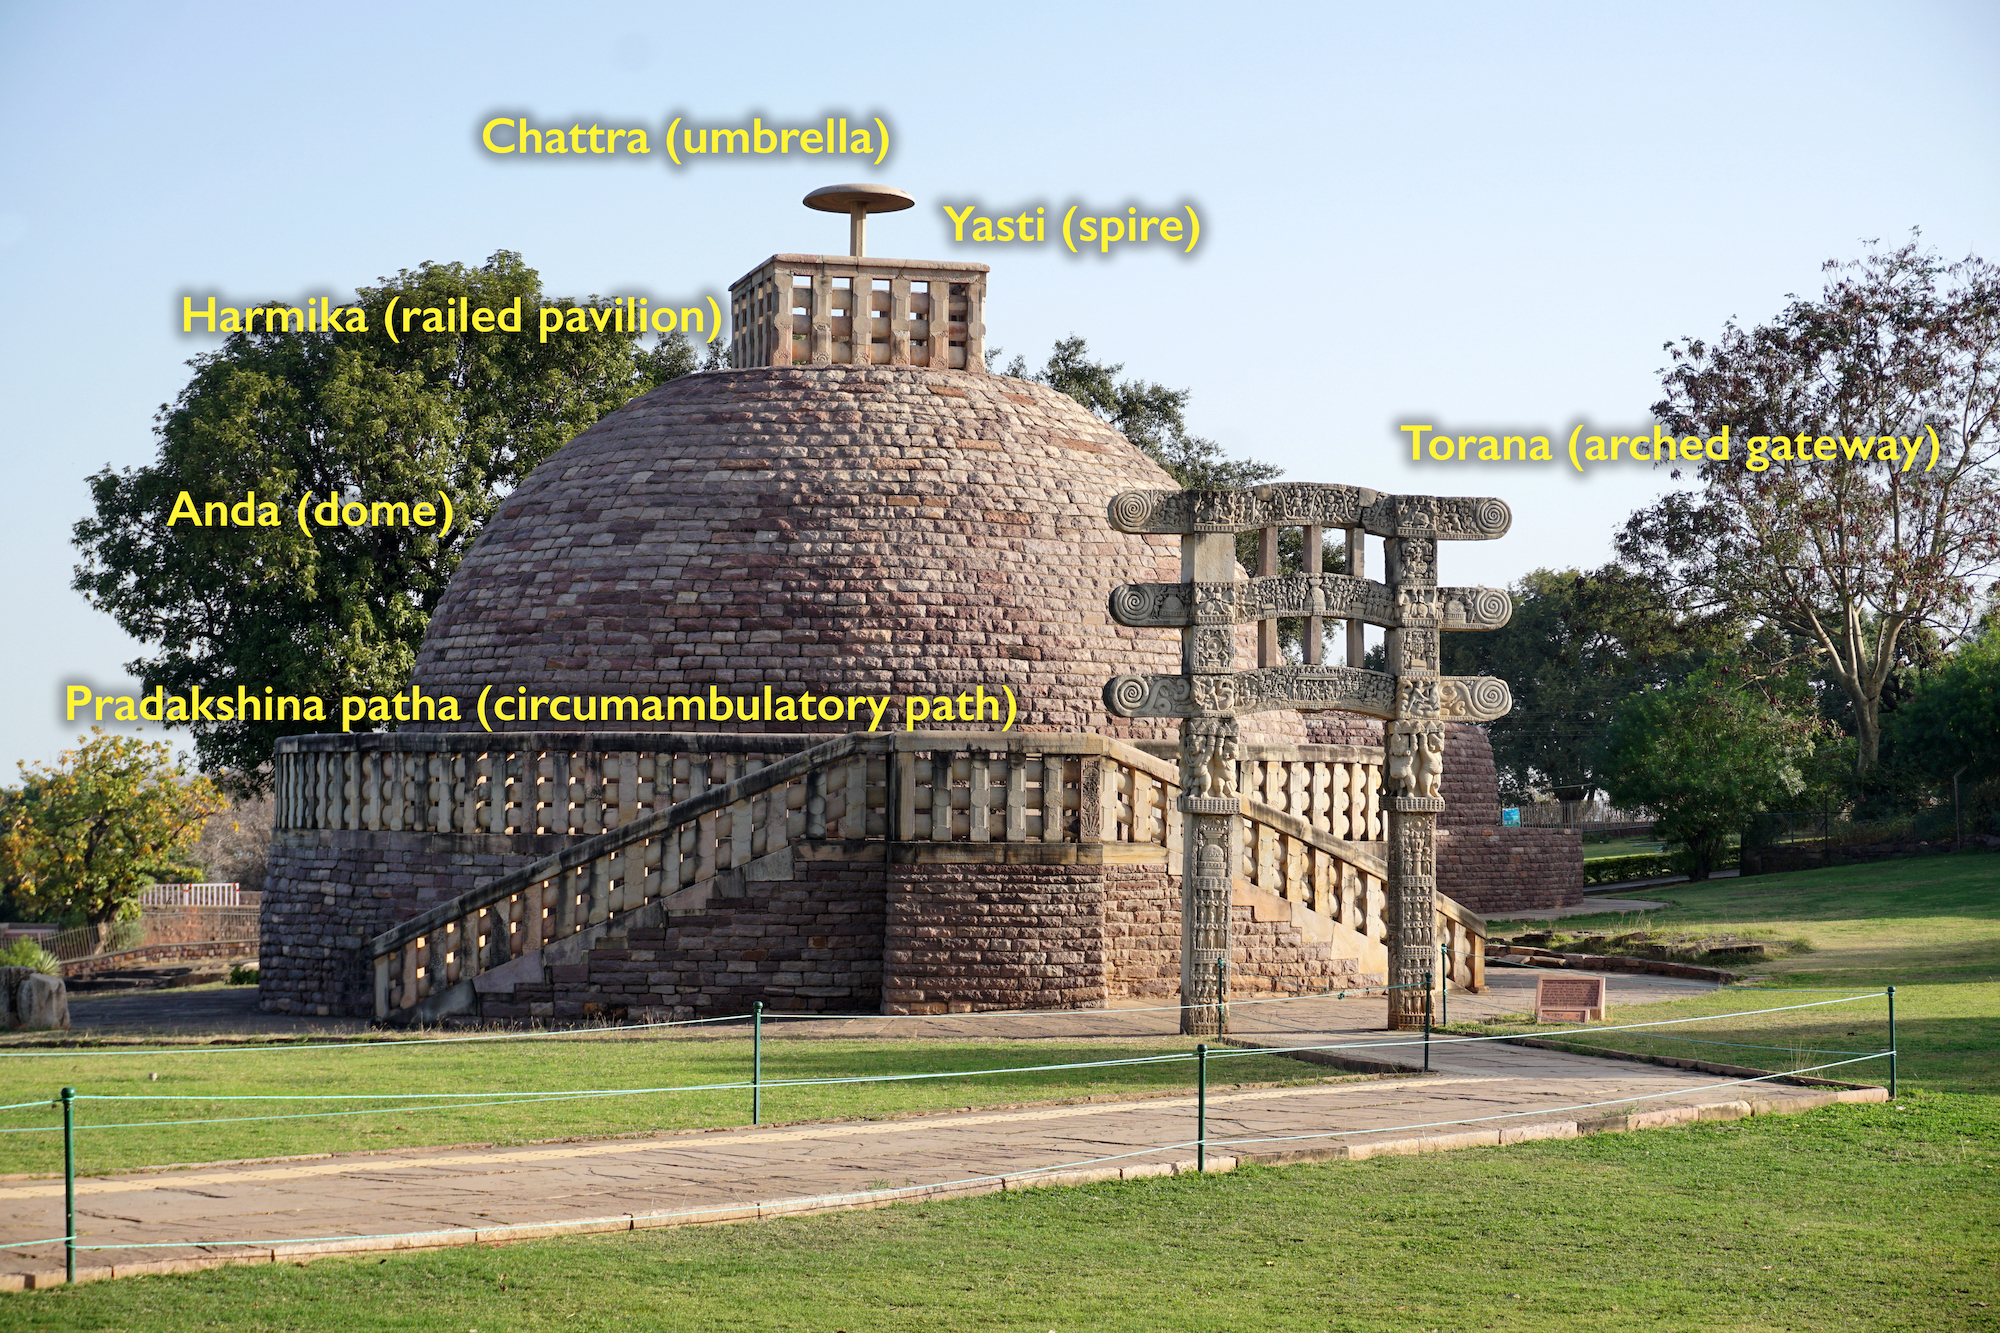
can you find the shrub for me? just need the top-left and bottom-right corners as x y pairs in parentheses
(0, 938), (61, 974)
(227, 963), (259, 986)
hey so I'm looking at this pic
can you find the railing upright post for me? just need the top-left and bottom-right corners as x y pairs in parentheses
(1887, 986), (1896, 1100)
(1196, 1043), (1207, 1173)
(753, 1001), (764, 1125)
(61, 1086), (75, 1283)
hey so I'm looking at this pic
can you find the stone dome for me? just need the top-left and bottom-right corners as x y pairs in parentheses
(409, 364), (1307, 742)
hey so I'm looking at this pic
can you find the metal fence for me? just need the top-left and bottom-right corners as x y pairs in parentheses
(41, 909), (261, 965)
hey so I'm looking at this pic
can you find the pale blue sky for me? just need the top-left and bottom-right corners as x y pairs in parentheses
(1, 0), (1995, 769)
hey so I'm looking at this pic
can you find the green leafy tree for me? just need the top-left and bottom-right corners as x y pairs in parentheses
(1442, 567), (1730, 806)
(72, 252), (701, 788)
(0, 731), (226, 926)
(1598, 665), (1823, 879)
(1889, 627), (2000, 784)
(1005, 336), (1282, 491)
(1618, 238), (2000, 776)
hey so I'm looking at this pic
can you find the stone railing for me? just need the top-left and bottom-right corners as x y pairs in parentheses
(347, 730), (1482, 1024)
(273, 732), (828, 838)
(729, 254), (988, 370)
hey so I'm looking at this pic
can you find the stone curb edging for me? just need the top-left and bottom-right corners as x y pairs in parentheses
(0, 1083), (1885, 1289)
(1487, 952), (1742, 984)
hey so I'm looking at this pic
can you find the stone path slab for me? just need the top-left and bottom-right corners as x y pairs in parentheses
(0, 979), (1880, 1289)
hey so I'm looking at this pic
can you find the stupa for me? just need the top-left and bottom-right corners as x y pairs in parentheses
(258, 189), (1577, 1021)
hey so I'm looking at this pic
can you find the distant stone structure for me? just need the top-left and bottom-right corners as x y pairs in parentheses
(258, 187), (1577, 1023)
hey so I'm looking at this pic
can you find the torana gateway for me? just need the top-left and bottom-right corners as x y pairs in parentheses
(258, 188), (1582, 1025)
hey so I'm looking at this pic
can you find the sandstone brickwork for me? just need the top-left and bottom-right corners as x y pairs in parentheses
(881, 862), (1108, 1014)
(261, 830), (558, 1015)
(408, 365), (1307, 745)
(1436, 826), (1582, 915)
(485, 858), (886, 1022)
(1102, 869), (1375, 1000)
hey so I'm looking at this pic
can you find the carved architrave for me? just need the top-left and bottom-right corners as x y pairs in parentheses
(1439, 586), (1513, 631)
(1107, 666), (1396, 720)
(1109, 486), (1510, 542)
(1398, 677), (1440, 717)
(1108, 667), (1505, 722)
(1112, 577), (1510, 632)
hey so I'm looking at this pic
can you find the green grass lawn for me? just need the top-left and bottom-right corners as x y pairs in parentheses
(1580, 835), (1670, 860)
(1482, 848), (1999, 1094)
(7, 851), (1996, 1330)
(0, 1037), (1329, 1178)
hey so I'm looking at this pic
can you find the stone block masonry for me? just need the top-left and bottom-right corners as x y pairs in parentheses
(881, 862), (1107, 1014)
(260, 829), (563, 1016)
(1102, 867), (1375, 1002)
(485, 858), (887, 1022)
(1437, 826), (1582, 916)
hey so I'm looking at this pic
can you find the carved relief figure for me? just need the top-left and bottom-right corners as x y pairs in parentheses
(1191, 676), (1236, 713)
(1395, 585), (1439, 625)
(1386, 730), (1418, 796)
(1192, 582), (1234, 624)
(1184, 719), (1240, 799)
(1395, 538), (1437, 583)
(1415, 729), (1443, 798)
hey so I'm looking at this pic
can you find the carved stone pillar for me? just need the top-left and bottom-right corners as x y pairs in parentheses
(1385, 504), (1444, 1031)
(1179, 530), (1237, 1037)
(1179, 716), (1238, 1036)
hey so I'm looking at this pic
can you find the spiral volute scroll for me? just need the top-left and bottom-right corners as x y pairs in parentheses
(1107, 491), (1159, 532)
(1474, 497), (1512, 538)
(1444, 675), (1513, 721)
(1472, 588), (1512, 628)
(1105, 674), (1154, 716)
(1109, 584), (1157, 625)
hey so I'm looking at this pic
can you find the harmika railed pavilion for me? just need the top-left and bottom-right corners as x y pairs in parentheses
(257, 186), (1583, 1026)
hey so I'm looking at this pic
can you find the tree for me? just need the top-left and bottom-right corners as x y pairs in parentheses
(1889, 627), (2000, 784)
(1005, 336), (1283, 491)
(1598, 665), (1822, 879)
(1441, 566), (1727, 807)
(0, 731), (226, 926)
(1618, 238), (2000, 775)
(72, 252), (702, 788)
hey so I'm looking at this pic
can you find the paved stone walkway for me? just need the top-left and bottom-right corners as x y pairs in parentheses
(0, 970), (1882, 1289)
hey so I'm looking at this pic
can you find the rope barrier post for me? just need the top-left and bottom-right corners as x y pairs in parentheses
(752, 1002), (763, 1126)
(1886, 986), (1896, 1099)
(1439, 943), (1449, 1027)
(1423, 972), (1432, 1073)
(1196, 1043), (1207, 1173)
(60, 1086), (75, 1284)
